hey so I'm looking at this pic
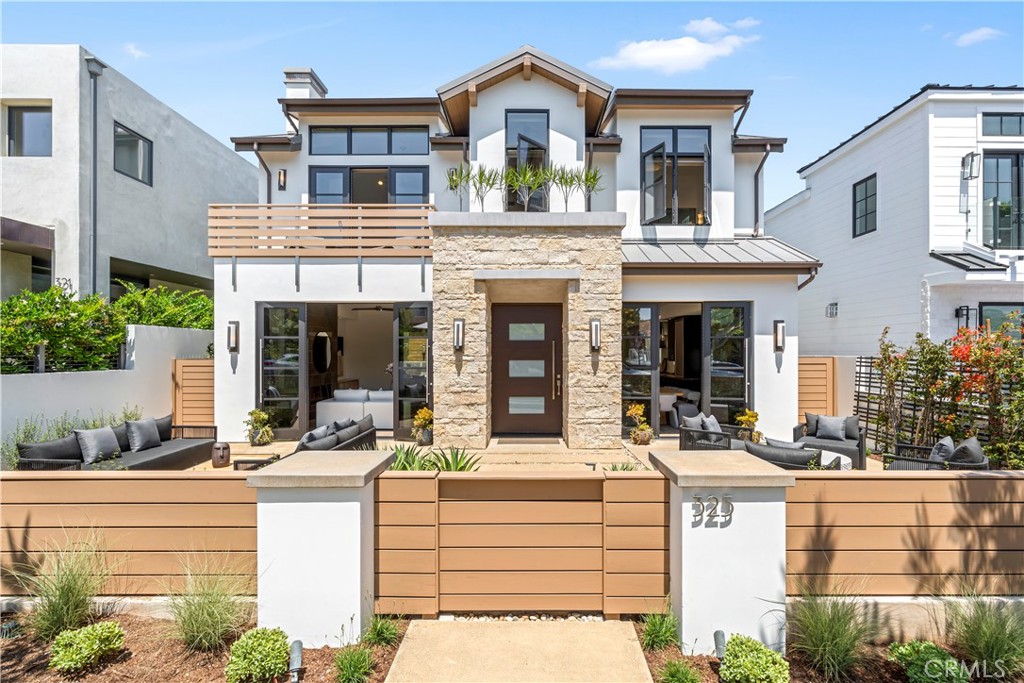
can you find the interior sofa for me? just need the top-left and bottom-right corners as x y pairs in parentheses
(793, 413), (867, 470)
(16, 416), (216, 471)
(233, 415), (377, 471)
(316, 389), (394, 430)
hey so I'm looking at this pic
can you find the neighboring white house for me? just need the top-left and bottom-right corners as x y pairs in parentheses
(0, 44), (258, 299)
(767, 85), (1024, 356)
(213, 46), (819, 452)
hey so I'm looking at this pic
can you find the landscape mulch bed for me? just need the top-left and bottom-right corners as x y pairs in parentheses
(0, 614), (408, 683)
(634, 622), (908, 683)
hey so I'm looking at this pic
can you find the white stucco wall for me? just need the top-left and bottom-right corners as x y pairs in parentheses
(0, 44), (258, 297)
(0, 325), (212, 437)
(622, 274), (801, 441)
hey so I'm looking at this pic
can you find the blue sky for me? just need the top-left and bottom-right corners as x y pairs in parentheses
(4, 2), (1022, 206)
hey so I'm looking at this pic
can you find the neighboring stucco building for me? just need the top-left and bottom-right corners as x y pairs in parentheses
(0, 44), (258, 299)
(767, 85), (1024, 356)
(213, 46), (820, 451)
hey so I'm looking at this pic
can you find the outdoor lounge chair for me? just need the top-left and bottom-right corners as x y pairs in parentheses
(679, 424), (746, 451)
(793, 413), (867, 470)
(882, 441), (990, 471)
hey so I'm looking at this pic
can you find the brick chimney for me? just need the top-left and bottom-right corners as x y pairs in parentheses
(283, 68), (327, 99)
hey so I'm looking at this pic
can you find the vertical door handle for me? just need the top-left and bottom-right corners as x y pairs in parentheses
(552, 341), (556, 400)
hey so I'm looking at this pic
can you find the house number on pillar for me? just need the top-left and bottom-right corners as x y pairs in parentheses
(691, 495), (734, 527)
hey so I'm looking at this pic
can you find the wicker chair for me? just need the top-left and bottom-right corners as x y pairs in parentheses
(882, 443), (990, 471)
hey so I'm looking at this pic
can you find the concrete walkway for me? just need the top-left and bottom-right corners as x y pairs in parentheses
(385, 621), (652, 683)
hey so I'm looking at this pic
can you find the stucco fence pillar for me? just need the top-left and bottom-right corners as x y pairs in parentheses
(650, 450), (795, 654)
(247, 450), (395, 648)
(429, 212), (625, 449)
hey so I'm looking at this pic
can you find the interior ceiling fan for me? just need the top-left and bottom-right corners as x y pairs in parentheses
(351, 305), (393, 312)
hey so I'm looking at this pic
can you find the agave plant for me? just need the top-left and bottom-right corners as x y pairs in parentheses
(390, 443), (432, 471)
(607, 461), (646, 471)
(469, 166), (503, 212)
(429, 446), (481, 472)
(445, 164), (471, 211)
(550, 165), (579, 212)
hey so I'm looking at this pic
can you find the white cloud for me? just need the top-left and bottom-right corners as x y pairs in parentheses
(593, 19), (760, 75)
(920, 23), (933, 32)
(954, 27), (1003, 47)
(124, 43), (148, 59)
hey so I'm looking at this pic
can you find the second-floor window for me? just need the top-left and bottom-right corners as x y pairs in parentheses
(641, 127), (711, 226)
(310, 166), (428, 205)
(506, 110), (549, 212)
(309, 126), (429, 156)
(7, 106), (52, 157)
(114, 123), (152, 185)
(983, 153), (1023, 250)
(852, 174), (876, 237)
(982, 113), (1023, 137)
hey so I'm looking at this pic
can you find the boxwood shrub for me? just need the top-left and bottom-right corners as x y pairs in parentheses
(224, 627), (290, 683)
(719, 634), (789, 683)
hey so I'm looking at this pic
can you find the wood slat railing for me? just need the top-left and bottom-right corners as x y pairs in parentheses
(208, 203), (435, 258)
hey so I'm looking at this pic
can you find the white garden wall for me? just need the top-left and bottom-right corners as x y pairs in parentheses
(0, 325), (212, 436)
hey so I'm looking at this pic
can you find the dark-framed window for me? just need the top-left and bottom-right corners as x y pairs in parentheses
(979, 302), (1022, 339)
(309, 166), (347, 203)
(982, 113), (1024, 137)
(7, 106), (52, 157)
(505, 110), (550, 212)
(113, 123), (152, 185)
(852, 174), (877, 237)
(309, 126), (429, 156)
(982, 152), (1023, 250)
(309, 165), (429, 204)
(640, 126), (711, 226)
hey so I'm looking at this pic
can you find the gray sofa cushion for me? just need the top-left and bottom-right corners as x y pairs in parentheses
(367, 390), (393, 402)
(844, 416), (860, 439)
(745, 441), (818, 468)
(816, 415), (847, 441)
(301, 423), (335, 444)
(126, 418), (162, 452)
(798, 435), (860, 458)
(804, 412), (820, 436)
(335, 425), (360, 444)
(355, 414), (374, 434)
(155, 415), (172, 442)
(74, 427), (121, 464)
(334, 389), (370, 402)
(113, 438), (212, 470)
(766, 438), (806, 450)
(18, 434), (83, 462)
(928, 436), (956, 469)
(950, 437), (985, 464)
(680, 412), (705, 430)
(331, 418), (355, 432)
(112, 423), (132, 453)
(701, 414), (725, 444)
(296, 433), (340, 452)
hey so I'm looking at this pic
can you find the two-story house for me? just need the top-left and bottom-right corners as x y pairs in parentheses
(213, 46), (820, 450)
(767, 84), (1023, 357)
(0, 44), (257, 299)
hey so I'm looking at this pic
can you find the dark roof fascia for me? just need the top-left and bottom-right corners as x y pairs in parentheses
(430, 135), (469, 151)
(929, 251), (1008, 272)
(733, 135), (787, 152)
(797, 84), (1024, 174)
(279, 97), (442, 116)
(231, 134), (302, 153)
(1, 216), (54, 250)
(586, 136), (622, 152)
(603, 89), (753, 129)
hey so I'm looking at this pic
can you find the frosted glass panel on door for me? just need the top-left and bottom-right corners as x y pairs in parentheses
(509, 323), (544, 341)
(509, 397), (545, 414)
(509, 360), (545, 377)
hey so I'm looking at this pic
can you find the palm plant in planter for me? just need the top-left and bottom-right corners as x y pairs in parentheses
(550, 165), (579, 212)
(469, 166), (503, 212)
(579, 167), (604, 210)
(506, 164), (549, 212)
(445, 164), (471, 211)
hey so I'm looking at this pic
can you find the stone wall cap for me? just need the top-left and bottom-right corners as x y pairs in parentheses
(430, 211), (627, 229)
(649, 451), (796, 488)
(246, 450), (396, 488)
(474, 268), (582, 281)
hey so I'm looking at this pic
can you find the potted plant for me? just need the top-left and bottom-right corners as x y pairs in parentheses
(626, 403), (654, 445)
(244, 409), (274, 447)
(412, 407), (433, 446)
(736, 408), (763, 443)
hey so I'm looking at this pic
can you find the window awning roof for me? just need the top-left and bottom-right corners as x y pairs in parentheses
(930, 250), (1009, 272)
(622, 237), (821, 275)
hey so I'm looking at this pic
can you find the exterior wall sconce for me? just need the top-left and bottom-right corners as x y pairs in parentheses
(227, 320), (240, 353)
(590, 319), (601, 352)
(773, 320), (786, 353)
(961, 152), (980, 181)
(954, 305), (976, 328)
(277, 169), (287, 190)
(825, 302), (839, 318)
(452, 318), (465, 351)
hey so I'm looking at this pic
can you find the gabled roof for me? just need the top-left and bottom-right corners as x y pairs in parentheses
(798, 84), (1023, 174)
(622, 236), (820, 275)
(436, 45), (613, 136)
(930, 250), (1008, 272)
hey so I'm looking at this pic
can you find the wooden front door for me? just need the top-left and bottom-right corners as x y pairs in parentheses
(491, 304), (563, 434)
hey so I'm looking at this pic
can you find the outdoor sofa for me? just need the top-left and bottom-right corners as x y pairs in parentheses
(882, 438), (990, 471)
(316, 389), (394, 430)
(793, 413), (867, 470)
(16, 416), (216, 471)
(232, 414), (377, 471)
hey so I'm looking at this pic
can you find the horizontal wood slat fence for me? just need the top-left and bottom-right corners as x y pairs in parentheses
(172, 358), (215, 426)
(2, 469), (1020, 608)
(208, 204), (434, 258)
(798, 357), (836, 425)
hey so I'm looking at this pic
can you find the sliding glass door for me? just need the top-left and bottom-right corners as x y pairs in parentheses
(256, 303), (307, 440)
(622, 305), (658, 436)
(394, 302), (431, 440)
(702, 303), (751, 424)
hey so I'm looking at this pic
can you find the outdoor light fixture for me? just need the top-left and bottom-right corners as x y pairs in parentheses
(590, 319), (601, 352)
(825, 302), (839, 318)
(277, 169), (287, 191)
(452, 318), (465, 351)
(955, 305), (976, 328)
(288, 640), (303, 683)
(961, 152), (981, 181)
(773, 320), (786, 353)
(227, 321), (240, 353)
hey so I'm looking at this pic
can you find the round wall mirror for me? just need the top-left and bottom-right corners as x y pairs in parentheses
(312, 332), (332, 373)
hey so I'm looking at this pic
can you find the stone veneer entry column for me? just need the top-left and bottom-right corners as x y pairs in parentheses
(429, 212), (625, 449)
(247, 450), (395, 648)
(650, 450), (796, 654)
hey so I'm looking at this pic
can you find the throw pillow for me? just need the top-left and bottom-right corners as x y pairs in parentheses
(296, 433), (339, 452)
(301, 424), (333, 444)
(355, 414), (374, 434)
(804, 412), (820, 436)
(74, 427), (121, 465)
(680, 412), (705, 431)
(331, 418), (355, 432)
(112, 423), (132, 453)
(155, 415), (173, 442)
(335, 425), (360, 445)
(927, 436), (956, 470)
(765, 438), (806, 450)
(125, 418), (162, 452)
(701, 414), (725, 444)
(843, 416), (860, 440)
(949, 437), (986, 464)
(816, 415), (847, 441)
(17, 434), (84, 463)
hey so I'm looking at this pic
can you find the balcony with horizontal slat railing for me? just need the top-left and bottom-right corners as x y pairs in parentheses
(208, 203), (435, 258)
